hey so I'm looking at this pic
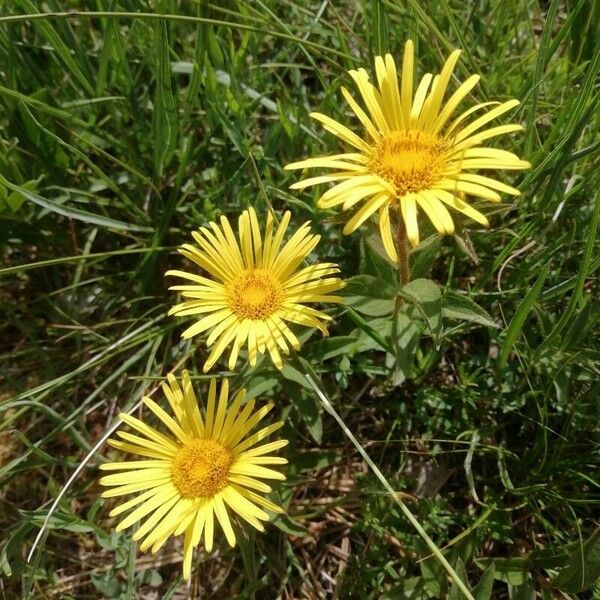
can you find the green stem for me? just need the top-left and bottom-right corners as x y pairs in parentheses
(305, 375), (476, 600)
(395, 212), (411, 287)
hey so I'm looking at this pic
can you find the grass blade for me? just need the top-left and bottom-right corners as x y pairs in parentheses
(497, 264), (549, 372)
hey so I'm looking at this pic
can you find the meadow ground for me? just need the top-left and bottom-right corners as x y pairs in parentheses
(0, 1), (599, 598)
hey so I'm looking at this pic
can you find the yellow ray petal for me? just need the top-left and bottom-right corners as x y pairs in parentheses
(218, 388), (246, 443)
(115, 431), (176, 459)
(114, 414), (176, 451)
(184, 506), (208, 576)
(435, 178), (501, 202)
(444, 101), (499, 136)
(385, 53), (404, 128)
(213, 494), (236, 547)
(227, 474), (272, 493)
(379, 204), (398, 261)
(425, 49), (461, 127)
(204, 502), (215, 552)
(401, 40), (414, 123)
(101, 478), (170, 498)
(454, 159), (531, 170)
(238, 210), (254, 270)
(410, 73), (433, 124)
(115, 485), (179, 531)
(375, 55), (400, 130)
(227, 403), (274, 448)
(432, 189), (490, 226)
(240, 439), (289, 458)
(165, 269), (224, 288)
(289, 172), (356, 190)
(248, 206), (263, 266)
(212, 378), (230, 440)
(237, 487), (284, 514)
(309, 112), (372, 152)
(108, 485), (167, 518)
(107, 439), (171, 460)
(205, 377), (217, 436)
(230, 462), (286, 480)
(180, 309), (233, 340)
(285, 157), (369, 172)
(433, 74), (480, 133)
(454, 99), (520, 143)
(343, 193), (389, 234)
(139, 498), (193, 551)
(455, 173), (520, 195)
(223, 485), (270, 521)
(348, 68), (389, 134)
(417, 191), (455, 235)
(131, 494), (179, 542)
(319, 182), (389, 211)
(452, 124), (524, 153)
(401, 193), (420, 247)
(341, 85), (380, 140)
(99, 468), (172, 487)
(233, 421), (284, 454)
(143, 397), (190, 444)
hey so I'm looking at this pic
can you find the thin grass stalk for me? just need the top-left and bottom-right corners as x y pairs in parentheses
(26, 352), (193, 565)
(305, 375), (476, 600)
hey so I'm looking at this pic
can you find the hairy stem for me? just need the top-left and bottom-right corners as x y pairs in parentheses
(395, 212), (410, 286)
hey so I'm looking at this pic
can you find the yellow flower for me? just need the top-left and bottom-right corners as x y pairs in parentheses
(285, 40), (531, 261)
(99, 371), (288, 580)
(166, 208), (344, 372)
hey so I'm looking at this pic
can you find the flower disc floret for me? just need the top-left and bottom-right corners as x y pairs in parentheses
(227, 270), (283, 321)
(171, 439), (233, 498)
(369, 130), (449, 195)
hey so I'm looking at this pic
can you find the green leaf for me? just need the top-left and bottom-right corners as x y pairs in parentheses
(281, 359), (322, 443)
(497, 264), (549, 372)
(346, 308), (394, 354)
(398, 278), (442, 344)
(387, 312), (421, 384)
(280, 360), (314, 391)
(474, 557), (529, 586)
(0, 174), (151, 232)
(27, 509), (96, 533)
(472, 563), (495, 600)
(153, 20), (178, 179)
(272, 514), (307, 536)
(1, 521), (33, 577)
(18, 0), (94, 96)
(344, 274), (396, 298)
(344, 275), (395, 316)
(510, 578), (536, 600)
(303, 336), (359, 362)
(449, 558), (471, 600)
(552, 527), (600, 592)
(442, 291), (499, 329)
(409, 234), (443, 279)
(370, 0), (388, 56)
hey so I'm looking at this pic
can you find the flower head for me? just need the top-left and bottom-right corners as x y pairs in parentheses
(166, 208), (344, 371)
(286, 40), (531, 261)
(99, 371), (288, 580)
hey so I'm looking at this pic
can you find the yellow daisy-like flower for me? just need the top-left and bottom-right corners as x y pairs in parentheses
(285, 40), (531, 261)
(99, 371), (288, 580)
(166, 208), (344, 372)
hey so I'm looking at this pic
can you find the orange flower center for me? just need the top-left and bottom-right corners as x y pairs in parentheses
(227, 269), (283, 320)
(171, 438), (233, 498)
(369, 130), (448, 195)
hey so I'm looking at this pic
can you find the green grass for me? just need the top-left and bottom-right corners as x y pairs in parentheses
(1, 1), (599, 598)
